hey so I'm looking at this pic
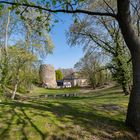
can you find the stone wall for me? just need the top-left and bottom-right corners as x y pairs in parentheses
(39, 64), (57, 88)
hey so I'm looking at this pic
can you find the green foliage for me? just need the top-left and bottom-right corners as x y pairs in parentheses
(68, 14), (132, 94)
(75, 52), (111, 88)
(0, 43), (38, 95)
(54, 19), (59, 23)
(0, 4), (4, 11)
(0, 9), (55, 96)
(55, 70), (63, 81)
(109, 48), (132, 95)
(7, 45), (37, 92)
(52, 0), (57, 5)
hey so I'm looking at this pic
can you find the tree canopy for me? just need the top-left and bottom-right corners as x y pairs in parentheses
(55, 70), (63, 81)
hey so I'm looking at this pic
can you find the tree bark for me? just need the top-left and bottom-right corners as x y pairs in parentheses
(11, 82), (18, 100)
(11, 70), (19, 100)
(4, 10), (10, 54)
(1, 10), (11, 95)
(117, 0), (140, 133)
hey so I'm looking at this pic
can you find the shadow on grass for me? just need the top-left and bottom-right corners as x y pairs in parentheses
(0, 102), (47, 140)
(0, 108), (15, 140)
(0, 100), (135, 140)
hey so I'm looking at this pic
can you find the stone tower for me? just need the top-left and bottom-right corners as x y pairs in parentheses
(39, 64), (57, 88)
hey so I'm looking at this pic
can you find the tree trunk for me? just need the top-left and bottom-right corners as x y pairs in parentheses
(117, 0), (140, 133)
(11, 73), (19, 100)
(1, 10), (11, 95)
(126, 54), (140, 133)
(4, 10), (10, 54)
(11, 83), (18, 100)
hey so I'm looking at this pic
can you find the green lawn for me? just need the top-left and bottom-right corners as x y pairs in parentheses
(29, 86), (80, 96)
(0, 86), (136, 140)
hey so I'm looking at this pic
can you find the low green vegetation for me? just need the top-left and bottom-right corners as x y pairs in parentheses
(0, 86), (135, 140)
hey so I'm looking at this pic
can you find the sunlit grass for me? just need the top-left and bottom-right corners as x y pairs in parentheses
(29, 86), (80, 96)
(0, 86), (135, 140)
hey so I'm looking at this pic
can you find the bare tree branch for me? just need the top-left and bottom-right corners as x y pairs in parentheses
(103, 0), (115, 14)
(0, 1), (117, 18)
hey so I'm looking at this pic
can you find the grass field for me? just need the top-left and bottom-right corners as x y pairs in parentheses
(0, 86), (136, 140)
(29, 86), (80, 96)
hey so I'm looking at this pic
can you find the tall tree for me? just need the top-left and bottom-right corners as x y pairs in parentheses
(67, 15), (132, 95)
(0, 4), (54, 97)
(0, 9), (11, 94)
(75, 52), (109, 88)
(8, 45), (36, 99)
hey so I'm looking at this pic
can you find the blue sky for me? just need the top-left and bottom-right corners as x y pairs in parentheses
(43, 13), (84, 69)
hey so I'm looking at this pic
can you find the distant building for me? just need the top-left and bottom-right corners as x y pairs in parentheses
(57, 72), (88, 88)
(39, 65), (88, 88)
